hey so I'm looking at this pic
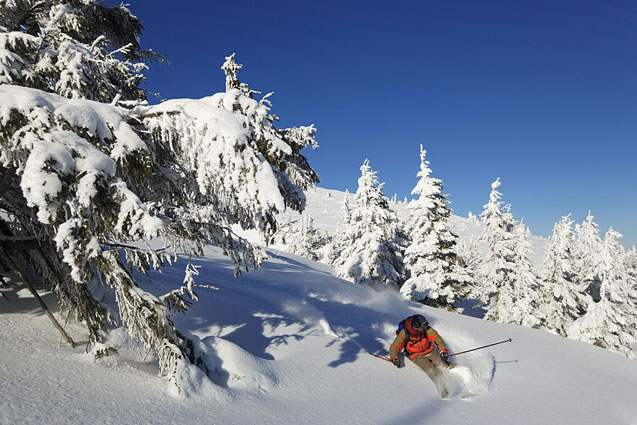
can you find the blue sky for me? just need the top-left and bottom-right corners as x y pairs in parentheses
(129, 0), (637, 248)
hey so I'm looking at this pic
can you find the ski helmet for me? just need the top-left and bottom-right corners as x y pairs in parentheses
(412, 314), (428, 329)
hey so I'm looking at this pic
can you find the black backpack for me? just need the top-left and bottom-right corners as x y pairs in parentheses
(396, 319), (410, 347)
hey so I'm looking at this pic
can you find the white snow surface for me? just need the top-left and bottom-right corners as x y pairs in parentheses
(2, 187), (636, 425)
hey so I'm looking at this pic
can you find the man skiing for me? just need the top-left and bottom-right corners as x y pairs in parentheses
(389, 314), (453, 396)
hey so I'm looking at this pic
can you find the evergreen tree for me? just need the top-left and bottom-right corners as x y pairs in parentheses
(625, 246), (637, 304)
(568, 228), (636, 359)
(473, 178), (517, 309)
(400, 146), (471, 309)
(625, 246), (637, 273)
(333, 161), (406, 289)
(455, 237), (480, 293)
(322, 193), (352, 265)
(0, 2), (318, 388)
(540, 215), (577, 284)
(573, 212), (604, 301)
(274, 215), (326, 262)
(484, 221), (542, 327)
(341, 193), (352, 227)
(0, 0), (163, 103)
(221, 53), (242, 91)
(537, 215), (588, 335)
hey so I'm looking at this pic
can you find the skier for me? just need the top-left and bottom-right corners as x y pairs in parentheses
(389, 314), (453, 396)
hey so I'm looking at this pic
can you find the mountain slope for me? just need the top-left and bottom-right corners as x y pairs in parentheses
(2, 238), (636, 425)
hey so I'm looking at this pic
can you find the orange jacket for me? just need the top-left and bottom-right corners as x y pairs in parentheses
(389, 316), (448, 360)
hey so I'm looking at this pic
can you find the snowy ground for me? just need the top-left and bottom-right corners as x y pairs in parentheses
(2, 187), (636, 425)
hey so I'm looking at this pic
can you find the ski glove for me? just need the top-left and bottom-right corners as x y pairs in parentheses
(440, 352), (449, 364)
(392, 358), (401, 368)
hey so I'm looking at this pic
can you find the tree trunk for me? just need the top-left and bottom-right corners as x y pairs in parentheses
(5, 254), (76, 348)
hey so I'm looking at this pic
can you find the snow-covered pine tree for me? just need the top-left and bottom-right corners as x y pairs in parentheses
(274, 215), (326, 262)
(626, 246), (637, 313)
(0, 0), (163, 103)
(341, 192), (352, 227)
(456, 237), (480, 287)
(0, 0), (166, 369)
(473, 178), (517, 310)
(321, 193), (352, 265)
(573, 212), (604, 302)
(568, 228), (636, 359)
(626, 246), (637, 306)
(537, 215), (588, 335)
(628, 244), (637, 268)
(400, 146), (471, 309)
(540, 215), (577, 284)
(221, 53), (242, 91)
(626, 246), (637, 272)
(0, 1), (318, 388)
(333, 160), (406, 289)
(484, 221), (542, 327)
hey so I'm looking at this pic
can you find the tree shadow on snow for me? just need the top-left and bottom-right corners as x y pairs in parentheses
(0, 276), (64, 317)
(138, 251), (406, 372)
(147, 255), (324, 362)
(299, 298), (399, 368)
(265, 250), (330, 272)
(186, 255), (408, 369)
(325, 335), (387, 368)
(217, 311), (314, 361)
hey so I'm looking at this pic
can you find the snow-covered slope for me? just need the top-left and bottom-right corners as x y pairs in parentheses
(2, 196), (636, 424)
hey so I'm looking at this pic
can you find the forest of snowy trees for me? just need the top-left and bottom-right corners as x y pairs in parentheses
(0, 0), (633, 396)
(277, 154), (636, 360)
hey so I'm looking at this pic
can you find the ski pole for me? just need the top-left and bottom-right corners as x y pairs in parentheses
(368, 352), (392, 363)
(449, 338), (512, 358)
